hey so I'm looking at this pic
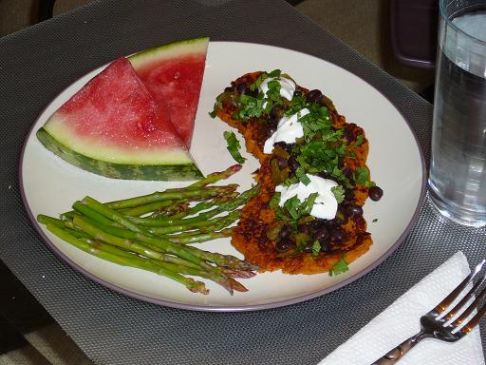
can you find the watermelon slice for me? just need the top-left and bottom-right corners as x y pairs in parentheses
(36, 57), (202, 181)
(129, 37), (209, 147)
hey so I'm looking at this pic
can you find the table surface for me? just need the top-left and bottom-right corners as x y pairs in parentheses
(1, 0), (485, 364)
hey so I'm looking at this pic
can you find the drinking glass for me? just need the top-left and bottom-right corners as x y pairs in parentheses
(429, 0), (486, 227)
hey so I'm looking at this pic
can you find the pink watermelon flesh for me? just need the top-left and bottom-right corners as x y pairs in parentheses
(57, 58), (186, 150)
(134, 54), (206, 147)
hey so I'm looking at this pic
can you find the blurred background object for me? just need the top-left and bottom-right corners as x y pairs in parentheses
(390, 0), (438, 69)
(296, 0), (436, 97)
(0, 0), (437, 96)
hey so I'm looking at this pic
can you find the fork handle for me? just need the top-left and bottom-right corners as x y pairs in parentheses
(370, 331), (425, 365)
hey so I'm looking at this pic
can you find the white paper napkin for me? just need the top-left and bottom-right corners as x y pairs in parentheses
(319, 251), (485, 365)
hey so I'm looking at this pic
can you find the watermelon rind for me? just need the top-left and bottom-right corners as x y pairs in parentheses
(37, 127), (203, 181)
(129, 37), (209, 68)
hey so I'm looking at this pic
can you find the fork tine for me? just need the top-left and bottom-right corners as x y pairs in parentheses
(443, 270), (486, 321)
(452, 283), (486, 328)
(434, 260), (486, 314)
(460, 297), (486, 334)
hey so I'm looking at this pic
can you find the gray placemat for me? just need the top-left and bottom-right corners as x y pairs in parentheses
(1, 0), (485, 364)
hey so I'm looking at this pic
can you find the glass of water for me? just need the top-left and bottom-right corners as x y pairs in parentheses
(429, 0), (486, 227)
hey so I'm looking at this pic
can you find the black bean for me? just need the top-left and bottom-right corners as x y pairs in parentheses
(274, 141), (289, 150)
(369, 186), (383, 201)
(324, 219), (335, 228)
(307, 89), (323, 103)
(343, 189), (355, 204)
(287, 155), (300, 172)
(279, 225), (293, 240)
(315, 227), (329, 242)
(270, 104), (284, 121)
(317, 171), (332, 180)
(345, 204), (363, 217)
(320, 241), (331, 253)
(293, 90), (303, 98)
(236, 83), (249, 94)
(267, 125), (277, 135)
(277, 156), (287, 169)
(344, 126), (355, 142)
(276, 240), (295, 252)
(342, 167), (353, 179)
(331, 228), (346, 243)
(247, 88), (259, 98)
(310, 218), (326, 229)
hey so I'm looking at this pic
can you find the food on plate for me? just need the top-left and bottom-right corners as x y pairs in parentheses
(37, 165), (259, 295)
(129, 37), (209, 147)
(223, 131), (246, 164)
(211, 70), (382, 274)
(37, 37), (209, 180)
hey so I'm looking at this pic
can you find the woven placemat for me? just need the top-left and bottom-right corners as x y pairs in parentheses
(1, 1), (484, 364)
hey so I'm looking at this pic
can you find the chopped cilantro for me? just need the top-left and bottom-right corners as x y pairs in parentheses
(372, 218), (378, 223)
(318, 106), (330, 119)
(354, 167), (371, 187)
(285, 94), (307, 116)
(269, 192), (281, 209)
(298, 106), (333, 142)
(311, 240), (321, 256)
(294, 232), (310, 252)
(329, 257), (349, 276)
(280, 192), (318, 223)
(263, 79), (284, 112)
(331, 185), (345, 204)
(321, 129), (344, 143)
(355, 134), (364, 146)
(331, 166), (351, 187)
(283, 175), (299, 186)
(268, 69), (282, 78)
(297, 140), (348, 184)
(283, 195), (301, 220)
(209, 110), (217, 118)
(300, 193), (318, 216)
(295, 167), (310, 185)
(236, 94), (265, 120)
(251, 69), (282, 92)
(223, 131), (246, 164)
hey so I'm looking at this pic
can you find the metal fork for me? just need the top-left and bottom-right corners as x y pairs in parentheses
(371, 259), (486, 365)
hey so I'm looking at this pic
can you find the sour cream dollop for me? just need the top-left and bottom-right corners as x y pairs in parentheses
(259, 77), (296, 101)
(275, 175), (339, 220)
(263, 108), (310, 154)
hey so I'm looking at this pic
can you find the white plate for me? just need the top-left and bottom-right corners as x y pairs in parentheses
(20, 42), (425, 311)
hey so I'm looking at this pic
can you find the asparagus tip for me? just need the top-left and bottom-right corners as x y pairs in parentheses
(188, 279), (210, 295)
(230, 164), (242, 173)
(228, 278), (249, 293)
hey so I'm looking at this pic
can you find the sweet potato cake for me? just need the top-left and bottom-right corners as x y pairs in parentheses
(211, 70), (383, 274)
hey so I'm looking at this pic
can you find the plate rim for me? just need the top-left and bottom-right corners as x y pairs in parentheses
(18, 41), (427, 312)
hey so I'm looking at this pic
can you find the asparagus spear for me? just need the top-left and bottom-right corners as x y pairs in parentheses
(71, 214), (203, 267)
(106, 185), (238, 210)
(186, 164), (242, 188)
(147, 209), (241, 235)
(167, 228), (233, 244)
(70, 208), (254, 272)
(43, 222), (209, 294)
(129, 185), (259, 227)
(119, 199), (189, 217)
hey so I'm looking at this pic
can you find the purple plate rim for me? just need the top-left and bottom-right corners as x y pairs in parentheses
(18, 41), (427, 312)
